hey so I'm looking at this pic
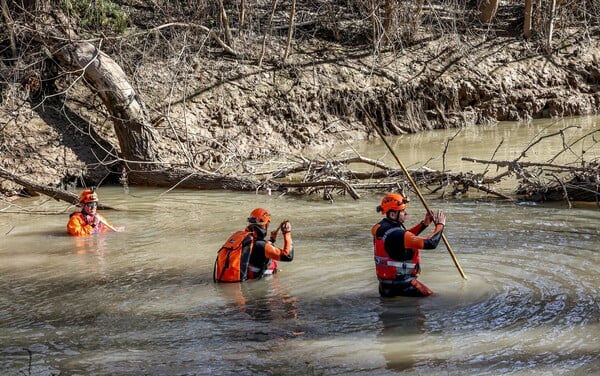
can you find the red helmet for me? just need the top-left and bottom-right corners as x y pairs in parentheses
(377, 193), (408, 214)
(79, 188), (98, 204)
(248, 208), (271, 226)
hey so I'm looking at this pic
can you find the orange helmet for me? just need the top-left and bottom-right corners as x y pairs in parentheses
(79, 188), (98, 204)
(377, 193), (408, 214)
(248, 208), (271, 226)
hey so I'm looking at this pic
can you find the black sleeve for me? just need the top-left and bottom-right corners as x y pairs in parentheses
(422, 226), (444, 249)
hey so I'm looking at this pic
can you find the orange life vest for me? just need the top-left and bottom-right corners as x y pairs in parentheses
(67, 212), (112, 236)
(373, 226), (420, 282)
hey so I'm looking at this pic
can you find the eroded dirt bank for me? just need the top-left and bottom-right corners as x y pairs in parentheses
(1, 26), (599, 199)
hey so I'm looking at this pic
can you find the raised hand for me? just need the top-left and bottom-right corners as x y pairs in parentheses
(434, 210), (446, 226)
(280, 220), (291, 233)
(423, 211), (434, 226)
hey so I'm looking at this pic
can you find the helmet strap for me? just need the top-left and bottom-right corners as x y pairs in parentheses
(387, 210), (405, 224)
(248, 224), (267, 239)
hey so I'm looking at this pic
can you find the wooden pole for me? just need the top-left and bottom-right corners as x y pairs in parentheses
(367, 115), (467, 280)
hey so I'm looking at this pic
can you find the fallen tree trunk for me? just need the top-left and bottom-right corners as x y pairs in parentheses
(0, 167), (122, 209)
(127, 169), (258, 191)
(0, 166), (258, 207)
(0, 167), (78, 204)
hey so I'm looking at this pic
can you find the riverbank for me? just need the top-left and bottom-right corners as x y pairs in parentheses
(0, 5), (598, 200)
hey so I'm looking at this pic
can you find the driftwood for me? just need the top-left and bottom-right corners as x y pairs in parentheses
(263, 152), (597, 203)
(258, 154), (511, 201)
(463, 157), (599, 204)
(258, 125), (600, 204)
(456, 125), (600, 205)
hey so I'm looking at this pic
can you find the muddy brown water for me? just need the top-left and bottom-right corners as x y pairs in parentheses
(1, 117), (598, 375)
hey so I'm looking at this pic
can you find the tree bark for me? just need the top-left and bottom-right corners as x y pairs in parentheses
(524, 0), (533, 38)
(282, 0), (296, 62)
(547, 0), (557, 53)
(382, 0), (396, 47)
(369, 0), (379, 48)
(479, 0), (499, 23)
(238, 0), (246, 32)
(0, 0), (16, 59)
(259, 0), (279, 67)
(51, 41), (162, 169)
(219, 0), (234, 48)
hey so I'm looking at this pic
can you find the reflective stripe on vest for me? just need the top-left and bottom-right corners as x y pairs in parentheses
(387, 261), (417, 276)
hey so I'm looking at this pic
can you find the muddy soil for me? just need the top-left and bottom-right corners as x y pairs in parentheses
(1, 23), (598, 200)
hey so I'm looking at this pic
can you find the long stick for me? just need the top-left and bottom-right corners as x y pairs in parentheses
(367, 116), (467, 280)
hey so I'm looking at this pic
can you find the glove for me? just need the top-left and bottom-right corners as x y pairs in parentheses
(270, 221), (291, 243)
(280, 220), (291, 234)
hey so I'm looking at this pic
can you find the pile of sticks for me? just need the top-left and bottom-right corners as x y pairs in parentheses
(261, 124), (599, 206)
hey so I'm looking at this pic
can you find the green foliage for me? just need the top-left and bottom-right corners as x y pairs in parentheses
(61, 0), (130, 34)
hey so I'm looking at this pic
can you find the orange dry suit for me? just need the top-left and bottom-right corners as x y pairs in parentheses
(372, 218), (444, 297)
(246, 224), (294, 280)
(67, 211), (113, 236)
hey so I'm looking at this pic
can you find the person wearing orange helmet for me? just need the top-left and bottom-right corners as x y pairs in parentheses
(67, 188), (118, 236)
(245, 208), (294, 279)
(371, 192), (446, 297)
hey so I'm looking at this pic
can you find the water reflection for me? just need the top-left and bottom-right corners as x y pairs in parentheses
(378, 299), (427, 372)
(218, 277), (299, 323)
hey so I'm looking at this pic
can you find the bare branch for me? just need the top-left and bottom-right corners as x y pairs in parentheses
(259, 0), (279, 67)
(151, 22), (237, 56)
(282, 0), (296, 62)
(218, 0), (234, 48)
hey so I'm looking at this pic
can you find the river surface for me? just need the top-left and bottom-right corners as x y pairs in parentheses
(1, 117), (599, 375)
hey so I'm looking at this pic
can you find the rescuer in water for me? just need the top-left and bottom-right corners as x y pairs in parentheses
(372, 193), (446, 297)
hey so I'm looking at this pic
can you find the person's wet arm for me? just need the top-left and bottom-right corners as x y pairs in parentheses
(404, 211), (445, 250)
(403, 225), (443, 250)
(265, 232), (294, 261)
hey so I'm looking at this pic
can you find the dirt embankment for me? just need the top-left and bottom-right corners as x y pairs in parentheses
(1, 25), (599, 199)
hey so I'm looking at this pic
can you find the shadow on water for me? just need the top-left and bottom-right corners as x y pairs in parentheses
(215, 279), (303, 342)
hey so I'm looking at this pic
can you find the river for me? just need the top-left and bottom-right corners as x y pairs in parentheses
(1, 117), (598, 375)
